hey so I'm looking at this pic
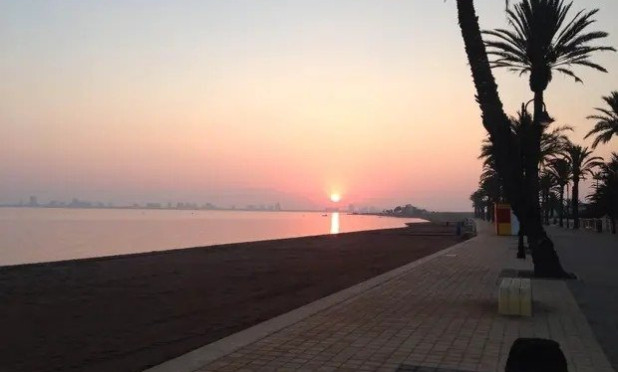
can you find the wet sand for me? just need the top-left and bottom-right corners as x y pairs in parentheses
(0, 223), (461, 372)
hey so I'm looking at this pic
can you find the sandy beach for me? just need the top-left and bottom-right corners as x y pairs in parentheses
(0, 223), (461, 372)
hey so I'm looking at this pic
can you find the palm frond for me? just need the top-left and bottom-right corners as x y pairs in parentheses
(586, 91), (618, 148)
(483, 0), (615, 86)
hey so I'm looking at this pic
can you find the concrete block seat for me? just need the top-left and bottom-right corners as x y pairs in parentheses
(499, 277), (532, 316)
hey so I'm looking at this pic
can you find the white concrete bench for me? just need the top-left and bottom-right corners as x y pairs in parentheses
(498, 277), (532, 316)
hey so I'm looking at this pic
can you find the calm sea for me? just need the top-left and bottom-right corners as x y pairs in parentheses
(0, 208), (424, 266)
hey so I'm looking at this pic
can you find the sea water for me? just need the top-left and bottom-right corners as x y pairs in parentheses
(0, 208), (424, 266)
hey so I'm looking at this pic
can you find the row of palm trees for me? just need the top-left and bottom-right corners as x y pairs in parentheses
(471, 117), (617, 234)
(456, 0), (615, 277)
(588, 153), (618, 233)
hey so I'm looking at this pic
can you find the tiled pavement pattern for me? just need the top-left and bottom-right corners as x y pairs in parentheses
(396, 366), (473, 372)
(154, 223), (614, 372)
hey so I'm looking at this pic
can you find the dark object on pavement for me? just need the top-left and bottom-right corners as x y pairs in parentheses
(398, 365), (473, 371)
(505, 338), (567, 372)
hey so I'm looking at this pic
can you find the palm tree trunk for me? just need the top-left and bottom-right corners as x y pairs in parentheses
(517, 225), (526, 259)
(521, 91), (566, 275)
(542, 188), (549, 225)
(490, 201), (495, 222)
(518, 133), (527, 259)
(559, 185), (564, 227)
(541, 188), (549, 226)
(572, 180), (580, 229)
(456, 0), (569, 278)
(526, 91), (544, 230)
(456, 0), (523, 211)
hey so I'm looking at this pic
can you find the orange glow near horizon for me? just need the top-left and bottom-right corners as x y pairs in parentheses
(1, 2), (617, 212)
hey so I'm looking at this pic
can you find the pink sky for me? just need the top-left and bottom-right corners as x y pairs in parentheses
(1, 1), (617, 211)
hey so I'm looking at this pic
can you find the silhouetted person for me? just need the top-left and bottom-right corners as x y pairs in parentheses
(506, 338), (567, 372)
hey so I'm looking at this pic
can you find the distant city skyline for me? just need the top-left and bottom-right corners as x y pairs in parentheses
(3, 194), (388, 213)
(0, 191), (467, 212)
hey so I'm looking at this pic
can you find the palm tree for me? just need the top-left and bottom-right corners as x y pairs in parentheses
(470, 190), (486, 219)
(546, 158), (571, 227)
(547, 191), (561, 223)
(540, 124), (572, 166)
(479, 164), (504, 222)
(483, 0), (613, 255)
(478, 109), (531, 258)
(456, 0), (569, 277)
(539, 171), (555, 225)
(588, 153), (618, 233)
(564, 145), (603, 229)
(585, 91), (618, 148)
(478, 106), (572, 257)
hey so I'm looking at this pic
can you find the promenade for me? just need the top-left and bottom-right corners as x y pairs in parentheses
(550, 225), (618, 370)
(148, 222), (614, 372)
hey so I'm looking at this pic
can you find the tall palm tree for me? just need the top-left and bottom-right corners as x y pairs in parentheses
(564, 145), (603, 229)
(478, 109), (530, 258)
(483, 0), (613, 255)
(585, 91), (618, 148)
(456, 0), (569, 277)
(546, 158), (571, 227)
(588, 153), (618, 233)
(478, 106), (572, 256)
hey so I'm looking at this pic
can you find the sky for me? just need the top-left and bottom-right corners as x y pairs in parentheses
(1, 0), (617, 211)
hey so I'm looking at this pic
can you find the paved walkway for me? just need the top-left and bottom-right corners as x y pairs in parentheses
(548, 226), (618, 371)
(147, 222), (613, 372)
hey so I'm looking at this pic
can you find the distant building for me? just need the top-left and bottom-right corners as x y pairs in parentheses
(69, 198), (92, 208)
(29, 196), (38, 207)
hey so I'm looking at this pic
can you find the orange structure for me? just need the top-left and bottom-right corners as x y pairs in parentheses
(494, 203), (519, 236)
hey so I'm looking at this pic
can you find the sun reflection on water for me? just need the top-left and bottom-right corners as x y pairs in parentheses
(330, 212), (340, 234)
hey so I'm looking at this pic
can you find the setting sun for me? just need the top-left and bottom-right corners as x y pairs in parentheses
(330, 193), (341, 203)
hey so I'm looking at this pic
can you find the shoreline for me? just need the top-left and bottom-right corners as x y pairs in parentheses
(1, 223), (462, 372)
(0, 209), (427, 268)
(0, 224), (427, 270)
